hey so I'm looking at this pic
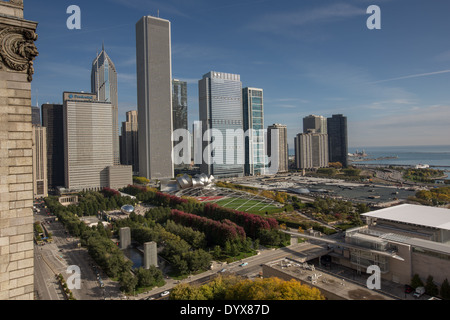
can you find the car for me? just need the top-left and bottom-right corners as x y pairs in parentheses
(239, 262), (248, 267)
(220, 268), (227, 273)
(160, 291), (170, 297)
(404, 285), (414, 294)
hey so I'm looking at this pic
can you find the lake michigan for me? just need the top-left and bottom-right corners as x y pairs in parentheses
(349, 145), (450, 180)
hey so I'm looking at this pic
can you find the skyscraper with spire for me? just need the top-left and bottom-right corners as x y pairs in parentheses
(91, 43), (120, 165)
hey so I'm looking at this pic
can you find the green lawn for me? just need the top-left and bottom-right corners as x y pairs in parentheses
(211, 197), (283, 214)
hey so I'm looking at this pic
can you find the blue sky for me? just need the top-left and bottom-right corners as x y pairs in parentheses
(27, 0), (450, 149)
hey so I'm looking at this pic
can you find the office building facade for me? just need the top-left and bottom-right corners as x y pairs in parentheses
(32, 125), (48, 198)
(327, 114), (348, 167)
(63, 92), (114, 191)
(267, 124), (289, 174)
(41, 104), (65, 189)
(243, 87), (265, 176)
(136, 16), (174, 180)
(120, 110), (139, 173)
(294, 132), (329, 169)
(199, 71), (244, 178)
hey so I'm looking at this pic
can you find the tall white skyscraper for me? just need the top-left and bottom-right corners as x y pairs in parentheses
(91, 44), (120, 165)
(267, 124), (289, 173)
(199, 71), (244, 178)
(136, 16), (174, 180)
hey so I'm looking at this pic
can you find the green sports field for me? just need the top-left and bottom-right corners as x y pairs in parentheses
(210, 197), (283, 214)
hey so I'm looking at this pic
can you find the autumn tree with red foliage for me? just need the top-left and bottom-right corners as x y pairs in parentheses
(171, 209), (245, 246)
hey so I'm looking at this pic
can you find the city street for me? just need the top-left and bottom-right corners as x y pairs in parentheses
(34, 208), (122, 300)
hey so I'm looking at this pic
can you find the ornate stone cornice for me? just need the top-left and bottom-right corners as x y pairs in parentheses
(0, 26), (38, 81)
(8, 0), (24, 8)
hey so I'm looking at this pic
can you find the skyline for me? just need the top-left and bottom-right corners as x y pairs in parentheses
(27, 0), (450, 148)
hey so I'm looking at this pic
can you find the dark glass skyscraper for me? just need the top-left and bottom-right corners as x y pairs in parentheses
(41, 104), (65, 189)
(327, 114), (348, 167)
(120, 110), (139, 173)
(31, 106), (41, 126)
(172, 79), (188, 132)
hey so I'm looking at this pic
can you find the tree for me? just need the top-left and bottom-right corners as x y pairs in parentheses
(135, 266), (163, 288)
(225, 277), (325, 300)
(213, 245), (222, 259)
(169, 283), (206, 300)
(425, 275), (439, 297)
(440, 278), (450, 300)
(119, 271), (138, 294)
(170, 275), (325, 300)
(411, 274), (424, 289)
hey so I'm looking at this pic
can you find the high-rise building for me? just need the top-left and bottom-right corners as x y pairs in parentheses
(294, 132), (329, 169)
(63, 92), (114, 191)
(267, 124), (289, 174)
(32, 125), (48, 198)
(199, 71), (244, 178)
(0, 0), (38, 300)
(136, 16), (174, 180)
(243, 87), (265, 176)
(327, 114), (348, 167)
(172, 79), (189, 169)
(41, 104), (65, 190)
(120, 110), (139, 173)
(172, 79), (188, 132)
(91, 44), (120, 165)
(303, 114), (327, 134)
(31, 106), (41, 125)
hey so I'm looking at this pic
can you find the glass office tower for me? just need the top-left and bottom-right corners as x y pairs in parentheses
(199, 71), (244, 178)
(172, 79), (188, 132)
(91, 44), (120, 165)
(243, 87), (265, 176)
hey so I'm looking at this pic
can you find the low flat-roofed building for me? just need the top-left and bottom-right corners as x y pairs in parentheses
(262, 258), (394, 300)
(328, 204), (450, 286)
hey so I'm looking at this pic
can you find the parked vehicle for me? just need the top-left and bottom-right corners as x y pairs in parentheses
(404, 285), (414, 294)
(160, 291), (170, 297)
(413, 286), (425, 298)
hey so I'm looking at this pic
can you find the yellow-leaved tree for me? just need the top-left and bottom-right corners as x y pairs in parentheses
(169, 275), (325, 300)
(225, 277), (325, 300)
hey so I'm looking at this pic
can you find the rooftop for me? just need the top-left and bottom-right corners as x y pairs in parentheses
(362, 204), (450, 231)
